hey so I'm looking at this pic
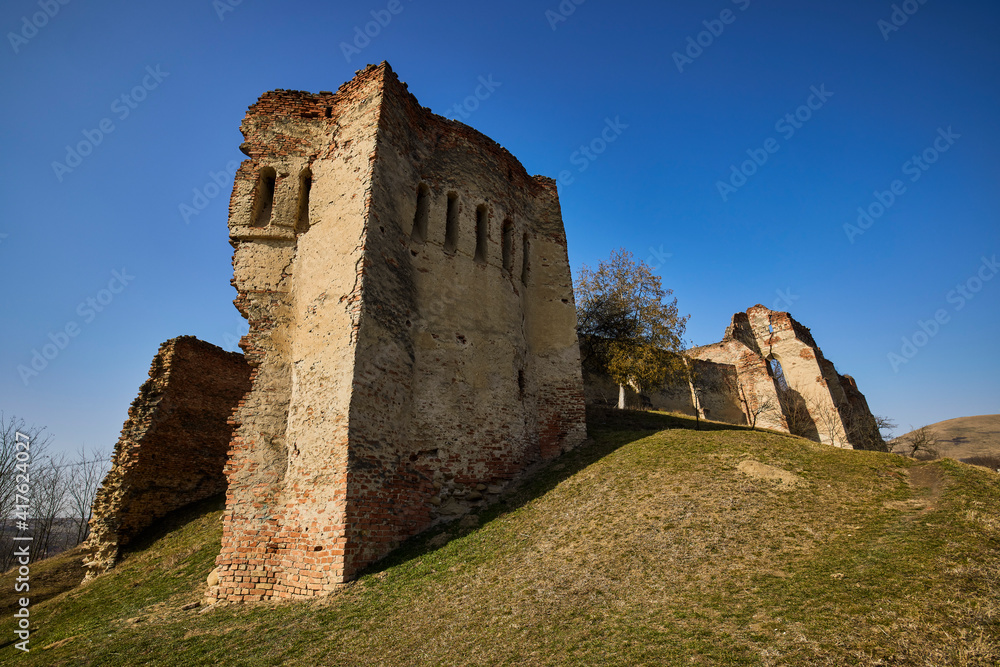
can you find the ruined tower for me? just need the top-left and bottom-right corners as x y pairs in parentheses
(212, 62), (587, 601)
(688, 305), (882, 449)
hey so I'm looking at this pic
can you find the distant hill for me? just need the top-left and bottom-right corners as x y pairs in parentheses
(4, 410), (999, 665)
(896, 415), (1000, 461)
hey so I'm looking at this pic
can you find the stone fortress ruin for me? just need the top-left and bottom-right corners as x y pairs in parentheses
(85, 63), (883, 600)
(584, 305), (882, 450)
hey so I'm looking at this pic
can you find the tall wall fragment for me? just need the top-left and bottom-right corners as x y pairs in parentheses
(214, 62), (587, 601)
(85, 337), (251, 577)
(689, 305), (883, 449)
(581, 305), (882, 451)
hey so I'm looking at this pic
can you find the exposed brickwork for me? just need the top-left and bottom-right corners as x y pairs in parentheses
(213, 62), (587, 602)
(85, 337), (251, 578)
(688, 305), (883, 449)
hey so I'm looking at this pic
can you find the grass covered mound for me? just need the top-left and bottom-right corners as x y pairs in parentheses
(5, 409), (999, 666)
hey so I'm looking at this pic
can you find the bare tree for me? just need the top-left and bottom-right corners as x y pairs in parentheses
(874, 415), (897, 443)
(894, 426), (938, 459)
(738, 385), (779, 431)
(811, 401), (847, 448)
(31, 453), (70, 559)
(66, 446), (109, 544)
(0, 415), (51, 571)
(66, 446), (110, 544)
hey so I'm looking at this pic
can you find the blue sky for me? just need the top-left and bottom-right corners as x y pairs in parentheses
(2, 0), (998, 456)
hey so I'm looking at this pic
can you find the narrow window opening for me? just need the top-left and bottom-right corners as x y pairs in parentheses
(474, 204), (489, 264)
(501, 219), (514, 274)
(444, 192), (459, 254)
(250, 167), (277, 228)
(520, 233), (530, 285)
(296, 168), (312, 233)
(324, 106), (332, 118)
(768, 358), (790, 392)
(411, 183), (429, 243)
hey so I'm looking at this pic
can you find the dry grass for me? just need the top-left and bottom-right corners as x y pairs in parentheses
(897, 414), (1000, 460)
(8, 410), (1000, 665)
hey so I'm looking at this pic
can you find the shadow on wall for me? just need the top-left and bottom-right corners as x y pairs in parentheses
(777, 386), (821, 442)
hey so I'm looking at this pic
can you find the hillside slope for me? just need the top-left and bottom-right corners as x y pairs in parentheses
(896, 414), (1000, 461)
(5, 410), (999, 666)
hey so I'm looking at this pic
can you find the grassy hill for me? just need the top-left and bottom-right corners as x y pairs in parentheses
(4, 410), (999, 666)
(895, 415), (1000, 462)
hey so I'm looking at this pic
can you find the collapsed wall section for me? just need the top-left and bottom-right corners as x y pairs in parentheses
(85, 337), (250, 577)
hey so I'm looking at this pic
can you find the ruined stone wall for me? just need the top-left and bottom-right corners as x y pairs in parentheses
(86, 337), (250, 577)
(688, 306), (883, 449)
(581, 357), (744, 425)
(688, 337), (787, 432)
(214, 62), (586, 601)
(689, 358), (746, 425)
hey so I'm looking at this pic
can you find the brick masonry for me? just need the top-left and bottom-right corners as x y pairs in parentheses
(85, 336), (251, 577)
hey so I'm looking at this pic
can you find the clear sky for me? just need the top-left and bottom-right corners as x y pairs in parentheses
(2, 0), (998, 456)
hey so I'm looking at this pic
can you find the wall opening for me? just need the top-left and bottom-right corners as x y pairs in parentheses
(474, 204), (489, 264)
(296, 168), (312, 233)
(502, 219), (514, 274)
(520, 233), (530, 285)
(444, 192), (459, 254)
(768, 357), (790, 392)
(250, 167), (277, 228)
(518, 370), (525, 400)
(411, 183), (430, 243)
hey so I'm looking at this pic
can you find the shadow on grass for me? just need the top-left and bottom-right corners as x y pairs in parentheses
(361, 406), (755, 577)
(119, 493), (226, 559)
